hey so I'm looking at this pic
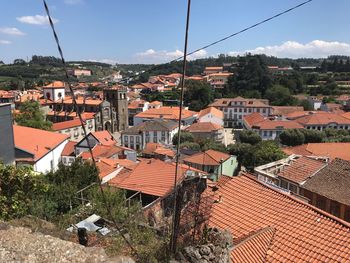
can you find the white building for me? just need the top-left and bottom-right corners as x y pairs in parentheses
(42, 81), (66, 101)
(13, 125), (68, 173)
(209, 97), (272, 128)
(121, 119), (179, 150)
(198, 106), (224, 127)
(52, 117), (96, 142)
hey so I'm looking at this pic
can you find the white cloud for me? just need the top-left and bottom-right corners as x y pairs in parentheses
(135, 48), (208, 64)
(0, 40), (11, 45)
(64, 0), (84, 5)
(0, 27), (25, 36)
(228, 40), (350, 58)
(16, 15), (58, 26)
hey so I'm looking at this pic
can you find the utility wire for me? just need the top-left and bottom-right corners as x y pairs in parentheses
(120, 0), (313, 83)
(170, 0), (192, 254)
(42, 0), (139, 258)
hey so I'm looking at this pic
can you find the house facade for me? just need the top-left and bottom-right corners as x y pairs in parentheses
(52, 117), (96, 142)
(209, 97), (272, 128)
(121, 119), (178, 150)
(197, 107), (224, 126)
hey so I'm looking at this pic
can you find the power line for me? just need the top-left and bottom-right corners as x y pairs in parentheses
(170, 0), (192, 254)
(120, 0), (313, 83)
(42, 0), (139, 258)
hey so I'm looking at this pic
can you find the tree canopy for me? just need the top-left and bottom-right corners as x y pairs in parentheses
(15, 100), (52, 130)
(238, 130), (262, 145)
(183, 80), (214, 111)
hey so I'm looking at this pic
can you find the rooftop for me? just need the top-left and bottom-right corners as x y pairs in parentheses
(283, 142), (350, 161)
(13, 125), (68, 162)
(202, 173), (350, 262)
(271, 106), (304, 116)
(294, 112), (350, 125)
(183, 149), (231, 166)
(185, 122), (223, 133)
(122, 119), (178, 134)
(109, 159), (205, 197)
(198, 107), (224, 119)
(135, 106), (197, 120)
(303, 158), (350, 206)
(91, 131), (116, 146)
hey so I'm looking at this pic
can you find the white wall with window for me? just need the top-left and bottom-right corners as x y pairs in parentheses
(57, 119), (95, 142)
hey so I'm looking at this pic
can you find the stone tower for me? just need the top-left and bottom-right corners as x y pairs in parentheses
(103, 86), (128, 132)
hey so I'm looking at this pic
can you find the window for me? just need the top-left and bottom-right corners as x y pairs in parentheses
(136, 136), (140, 143)
(316, 196), (326, 210)
(262, 108), (266, 114)
(153, 137), (158, 143)
(130, 136), (134, 143)
(289, 183), (298, 194)
(280, 179), (288, 190)
(269, 131), (273, 136)
(50, 160), (54, 171)
(124, 136), (128, 142)
(330, 201), (340, 217)
(239, 108), (242, 113)
(263, 131), (268, 136)
(244, 108), (247, 113)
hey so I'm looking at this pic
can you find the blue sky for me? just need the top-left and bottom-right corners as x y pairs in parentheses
(1, 0), (350, 64)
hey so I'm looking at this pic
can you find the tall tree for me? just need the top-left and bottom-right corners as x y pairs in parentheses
(225, 54), (272, 97)
(15, 100), (52, 130)
(184, 80), (213, 111)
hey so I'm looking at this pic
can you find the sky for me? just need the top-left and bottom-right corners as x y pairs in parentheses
(1, 0), (350, 64)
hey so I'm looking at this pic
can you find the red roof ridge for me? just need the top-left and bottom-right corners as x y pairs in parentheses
(239, 172), (350, 228)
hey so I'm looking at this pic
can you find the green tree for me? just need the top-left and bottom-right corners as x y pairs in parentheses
(300, 129), (325, 143)
(172, 131), (194, 145)
(253, 141), (286, 168)
(198, 139), (228, 153)
(298, 99), (313, 111)
(15, 100), (52, 130)
(179, 141), (201, 151)
(264, 85), (298, 106)
(184, 80), (214, 111)
(0, 163), (47, 220)
(238, 130), (262, 145)
(225, 54), (272, 97)
(279, 129), (305, 146)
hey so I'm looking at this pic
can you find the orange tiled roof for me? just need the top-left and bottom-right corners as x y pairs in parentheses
(277, 156), (326, 184)
(198, 107), (224, 119)
(185, 122), (223, 133)
(183, 149), (230, 166)
(43, 81), (66, 89)
(63, 97), (102, 106)
(231, 227), (276, 263)
(283, 143), (350, 161)
(243, 112), (265, 127)
(13, 125), (68, 161)
(204, 66), (223, 71)
(128, 99), (146, 109)
(294, 112), (350, 125)
(52, 119), (82, 131)
(109, 159), (205, 197)
(79, 145), (125, 160)
(91, 131), (116, 146)
(209, 97), (270, 108)
(244, 113), (303, 130)
(61, 141), (76, 156)
(135, 106), (197, 120)
(142, 143), (175, 158)
(203, 173), (350, 262)
(271, 106), (304, 116)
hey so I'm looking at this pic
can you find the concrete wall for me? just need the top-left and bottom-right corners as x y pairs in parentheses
(0, 104), (15, 165)
(34, 139), (68, 174)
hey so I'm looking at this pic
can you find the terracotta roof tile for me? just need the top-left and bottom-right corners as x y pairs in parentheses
(283, 143), (350, 161)
(294, 112), (350, 125)
(198, 107), (224, 119)
(183, 149), (230, 166)
(108, 159), (205, 197)
(135, 106), (197, 120)
(91, 131), (115, 146)
(302, 158), (350, 206)
(277, 156), (327, 184)
(271, 106), (304, 116)
(142, 143), (175, 158)
(185, 122), (223, 133)
(61, 141), (76, 156)
(13, 125), (68, 162)
(202, 173), (350, 262)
